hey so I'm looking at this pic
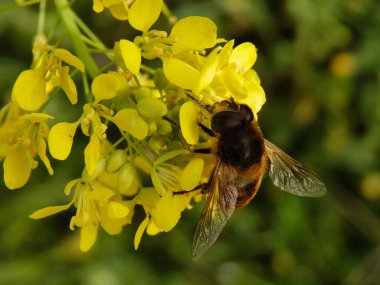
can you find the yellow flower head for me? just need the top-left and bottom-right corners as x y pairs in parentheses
(12, 45), (84, 111)
(0, 104), (54, 189)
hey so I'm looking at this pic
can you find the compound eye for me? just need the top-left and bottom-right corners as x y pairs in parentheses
(239, 104), (254, 122)
(211, 111), (241, 133)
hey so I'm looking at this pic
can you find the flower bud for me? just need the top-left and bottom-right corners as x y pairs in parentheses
(106, 149), (128, 173)
(135, 86), (152, 101)
(156, 119), (172, 135)
(137, 98), (167, 119)
(153, 68), (169, 90)
(118, 163), (136, 194)
(83, 157), (106, 181)
(149, 135), (165, 152)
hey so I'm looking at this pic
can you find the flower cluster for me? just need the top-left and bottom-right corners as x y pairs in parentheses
(0, 0), (266, 251)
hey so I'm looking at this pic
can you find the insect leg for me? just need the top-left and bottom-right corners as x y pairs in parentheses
(184, 91), (215, 113)
(193, 148), (212, 154)
(198, 122), (216, 137)
(163, 115), (180, 129)
(173, 183), (209, 195)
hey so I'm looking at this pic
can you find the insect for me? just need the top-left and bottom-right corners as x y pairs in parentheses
(189, 100), (326, 260)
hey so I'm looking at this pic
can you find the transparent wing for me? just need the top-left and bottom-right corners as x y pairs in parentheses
(264, 139), (326, 197)
(192, 161), (238, 260)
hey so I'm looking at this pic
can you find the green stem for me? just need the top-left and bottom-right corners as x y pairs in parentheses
(0, 0), (40, 11)
(162, 2), (176, 24)
(73, 13), (109, 53)
(132, 74), (141, 87)
(82, 72), (91, 102)
(36, 0), (46, 36)
(140, 64), (155, 75)
(54, 0), (99, 78)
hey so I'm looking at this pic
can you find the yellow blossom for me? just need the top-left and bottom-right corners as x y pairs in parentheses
(30, 168), (133, 252)
(11, 4), (270, 256)
(12, 46), (84, 111)
(0, 105), (54, 189)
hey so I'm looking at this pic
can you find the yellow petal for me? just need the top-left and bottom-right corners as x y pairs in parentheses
(179, 101), (199, 145)
(129, 0), (163, 32)
(48, 121), (79, 160)
(162, 57), (199, 90)
(12, 68), (46, 111)
(19, 113), (54, 123)
(53, 48), (85, 72)
(111, 109), (148, 140)
(29, 203), (71, 219)
(84, 135), (101, 177)
(218, 40), (235, 69)
(119, 40), (141, 75)
(134, 215), (149, 250)
(180, 158), (204, 191)
(194, 47), (220, 93)
(154, 191), (183, 232)
(170, 16), (217, 51)
(79, 226), (98, 252)
(102, 0), (121, 7)
(87, 187), (114, 202)
(64, 178), (81, 195)
(238, 83), (266, 115)
(106, 201), (130, 219)
(93, 0), (104, 13)
(136, 187), (160, 207)
(146, 219), (161, 235)
(108, 2), (129, 20)
(36, 136), (54, 175)
(229, 42), (257, 74)
(92, 73), (128, 102)
(4, 148), (31, 189)
(219, 66), (249, 99)
(100, 208), (125, 235)
(60, 66), (78, 104)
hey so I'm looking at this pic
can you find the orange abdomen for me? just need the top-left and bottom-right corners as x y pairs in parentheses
(235, 154), (267, 208)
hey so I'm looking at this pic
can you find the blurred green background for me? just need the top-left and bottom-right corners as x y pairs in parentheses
(1, 0), (380, 284)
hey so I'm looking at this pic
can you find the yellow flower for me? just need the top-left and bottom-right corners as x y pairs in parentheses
(0, 104), (54, 189)
(30, 167), (132, 252)
(163, 40), (266, 116)
(12, 46), (84, 111)
(92, 0), (162, 25)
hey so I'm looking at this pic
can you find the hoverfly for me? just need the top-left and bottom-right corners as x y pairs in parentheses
(189, 100), (326, 260)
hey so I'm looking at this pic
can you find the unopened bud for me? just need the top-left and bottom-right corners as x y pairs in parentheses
(106, 149), (128, 173)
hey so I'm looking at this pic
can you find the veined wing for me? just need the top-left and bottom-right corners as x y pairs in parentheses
(192, 161), (238, 260)
(264, 139), (326, 197)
